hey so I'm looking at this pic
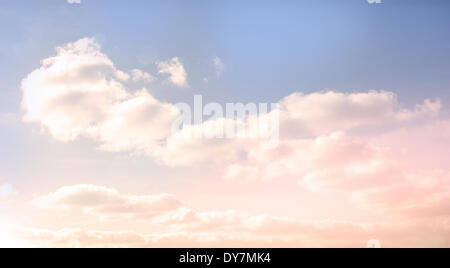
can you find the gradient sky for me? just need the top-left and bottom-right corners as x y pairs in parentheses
(1, 0), (450, 248)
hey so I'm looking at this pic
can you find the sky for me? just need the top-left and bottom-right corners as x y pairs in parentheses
(1, 0), (450, 248)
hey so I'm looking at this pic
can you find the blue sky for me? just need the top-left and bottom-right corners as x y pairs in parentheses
(2, 0), (450, 113)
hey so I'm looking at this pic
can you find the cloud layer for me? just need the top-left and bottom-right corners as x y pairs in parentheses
(32, 184), (183, 220)
(21, 38), (441, 168)
(8, 183), (450, 248)
(16, 38), (450, 247)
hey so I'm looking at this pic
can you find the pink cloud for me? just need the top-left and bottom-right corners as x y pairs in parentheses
(32, 184), (184, 220)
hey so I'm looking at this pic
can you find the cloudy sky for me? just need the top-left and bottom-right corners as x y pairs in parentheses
(1, 0), (450, 248)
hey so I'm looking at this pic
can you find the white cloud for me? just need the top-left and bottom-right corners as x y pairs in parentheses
(157, 57), (188, 87)
(94, 90), (180, 154)
(154, 208), (360, 236)
(21, 38), (181, 153)
(224, 131), (388, 185)
(31, 184), (373, 239)
(16, 180), (450, 247)
(25, 184), (381, 247)
(21, 38), (130, 141)
(278, 91), (441, 138)
(154, 91), (440, 167)
(223, 121), (450, 219)
(21, 38), (442, 172)
(19, 219), (375, 248)
(32, 184), (183, 220)
(19, 204), (450, 247)
(67, 0), (81, 4)
(15, 37), (450, 248)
